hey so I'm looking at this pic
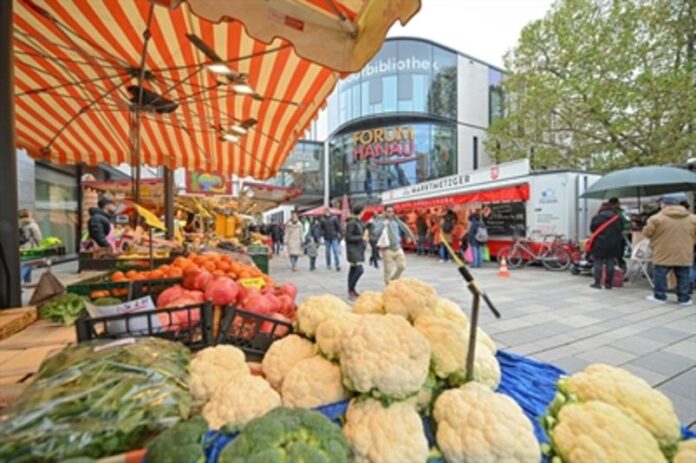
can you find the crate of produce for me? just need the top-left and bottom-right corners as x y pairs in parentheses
(75, 301), (213, 350)
(67, 273), (182, 302)
(216, 306), (291, 360)
(78, 253), (179, 272)
(246, 245), (269, 274)
(20, 245), (66, 259)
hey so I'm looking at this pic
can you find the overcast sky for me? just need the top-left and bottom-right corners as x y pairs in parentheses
(387, 0), (555, 69)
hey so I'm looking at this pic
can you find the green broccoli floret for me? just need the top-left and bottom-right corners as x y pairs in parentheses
(219, 407), (349, 463)
(146, 416), (208, 463)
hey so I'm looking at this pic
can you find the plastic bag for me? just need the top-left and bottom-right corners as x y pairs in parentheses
(464, 246), (473, 264)
(482, 245), (491, 262)
(0, 337), (192, 461)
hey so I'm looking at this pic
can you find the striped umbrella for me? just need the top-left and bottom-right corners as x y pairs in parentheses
(13, 0), (420, 188)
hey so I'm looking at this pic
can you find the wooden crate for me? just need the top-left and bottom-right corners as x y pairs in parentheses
(0, 307), (37, 342)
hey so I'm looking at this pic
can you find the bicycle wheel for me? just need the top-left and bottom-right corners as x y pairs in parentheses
(542, 247), (572, 271)
(498, 246), (524, 269)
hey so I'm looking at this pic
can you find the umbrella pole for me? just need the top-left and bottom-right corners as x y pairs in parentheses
(0, 0), (21, 308)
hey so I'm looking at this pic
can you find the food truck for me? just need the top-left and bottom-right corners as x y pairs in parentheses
(380, 159), (603, 257)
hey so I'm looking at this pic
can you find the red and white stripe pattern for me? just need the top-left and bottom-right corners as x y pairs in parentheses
(13, 0), (341, 179)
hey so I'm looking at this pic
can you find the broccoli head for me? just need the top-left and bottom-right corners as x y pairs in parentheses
(146, 416), (208, 463)
(218, 407), (349, 463)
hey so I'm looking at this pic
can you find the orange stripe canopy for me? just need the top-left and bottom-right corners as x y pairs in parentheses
(13, 0), (410, 179)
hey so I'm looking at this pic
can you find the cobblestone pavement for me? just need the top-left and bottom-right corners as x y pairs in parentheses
(43, 252), (695, 426)
(268, 251), (696, 427)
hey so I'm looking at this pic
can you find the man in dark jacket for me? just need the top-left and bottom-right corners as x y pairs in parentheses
(320, 208), (342, 271)
(345, 206), (366, 300)
(416, 213), (428, 256)
(269, 219), (283, 255)
(589, 202), (624, 289)
(88, 197), (117, 249)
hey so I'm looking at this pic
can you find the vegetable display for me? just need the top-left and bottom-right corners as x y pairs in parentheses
(218, 407), (349, 463)
(675, 439), (696, 463)
(189, 345), (250, 403)
(281, 355), (350, 409)
(202, 375), (280, 431)
(543, 363), (683, 461)
(146, 416), (208, 463)
(0, 338), (191, 461)
(38, 293), (87, 325)
(295, 294), (351, 338)
(261, 334), (317, 390)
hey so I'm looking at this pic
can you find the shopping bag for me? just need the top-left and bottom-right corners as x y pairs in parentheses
(464, 246), (474, 264)
(482, 245), (491, 262)
(377, 228), (390, 249)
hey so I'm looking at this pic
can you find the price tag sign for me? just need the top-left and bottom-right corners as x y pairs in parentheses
(134, 204), (166, 231)
(239, 277), (266, 289)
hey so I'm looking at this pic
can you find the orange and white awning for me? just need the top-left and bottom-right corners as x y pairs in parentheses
(13, 0), (419, 179)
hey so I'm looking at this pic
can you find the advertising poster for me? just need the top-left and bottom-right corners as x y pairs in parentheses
(186, 172), (231, 195)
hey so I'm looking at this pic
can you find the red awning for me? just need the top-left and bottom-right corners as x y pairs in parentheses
(393, 183), (530, 212)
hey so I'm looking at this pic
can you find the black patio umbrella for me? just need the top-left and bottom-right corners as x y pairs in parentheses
(580, 166), (696, 200)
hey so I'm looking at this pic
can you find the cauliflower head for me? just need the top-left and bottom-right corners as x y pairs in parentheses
(296, 294), (351, 337)
(352, 291), (385, 315)
(338, 314), (431, 401)
(562, 363), (681, 453)
(428, 298), (497, 353)
(316, 312), (361, 360)
(549, 401), (665, 463)
(383, 278), (438, 320)
(189, 345), (250, 402)
(281, 355), (350, 408)
(343, 398), (429, 463)
(414, 315), (500, 389)
(433, 382), (540, 463)
(202, 375), (281, 430)
(261, 334), (316, 390)
(675, 439), (696, 463)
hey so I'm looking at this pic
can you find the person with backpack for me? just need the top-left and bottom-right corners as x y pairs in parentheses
(588, 202), (624, 289)
(439, 209), (457, 262)
(467, 210), (488, 268)
(345, 206), (367, 300)
(19, 209), (43, 284)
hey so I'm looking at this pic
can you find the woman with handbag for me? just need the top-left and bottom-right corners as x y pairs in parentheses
(589, 202), (624, 289)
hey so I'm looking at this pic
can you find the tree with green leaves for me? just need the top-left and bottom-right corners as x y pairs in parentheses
(486, 0), (696, 172)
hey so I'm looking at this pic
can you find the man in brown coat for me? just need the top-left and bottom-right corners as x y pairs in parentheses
(643, 193), (696, 306)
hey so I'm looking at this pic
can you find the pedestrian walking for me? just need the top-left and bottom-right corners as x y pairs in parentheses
(416, 213), (428, 256)
(305, 237), (318, 271)
(284, 211), (304, 272)
(643, 193), (696, 305)
(18, 209), (43, 284)
(588, 202), (624, 289)
(269, 219), (283, 255)
(439, 209), (457, 262)
(345, 206), (367, 300)
(466, 210), (487, 268)
(364, 212), (382, 268)
(373, 205), (414, 285)
(319, 208), (342, 271)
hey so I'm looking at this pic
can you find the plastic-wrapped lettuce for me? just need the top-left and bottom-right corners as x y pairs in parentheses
(0, 337), (192, 462)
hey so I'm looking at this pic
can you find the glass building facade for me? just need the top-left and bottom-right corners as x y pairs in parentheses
(327, 39), (459, 199)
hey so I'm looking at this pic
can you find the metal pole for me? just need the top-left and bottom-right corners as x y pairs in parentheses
(464, 293), (480, 383)
(163, 167), (174, 240)
(149, 227), (154, 270)
(0, 0), (21, 308)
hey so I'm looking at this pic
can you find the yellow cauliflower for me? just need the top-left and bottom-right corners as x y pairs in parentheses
(189, 345), (250, 402)
(383, 278), (438, 320)
(352, 291), (385, 315)
(338, 314), (431, 401)
(675, 439), (696, 463)
(550, 401), (665, 463)
(316, 312), (361, 360)
(281, 355), (350, 408)
(414, 315), (500, 389)
(433, 382), (540, 463)
(561, 364), (681, 453)
(296, 294), (351, 338)
(429, 298), (497, 353)
(343, 398), (429, 463)
(261, 334), (317, 390)
(202, 375), (280, 430)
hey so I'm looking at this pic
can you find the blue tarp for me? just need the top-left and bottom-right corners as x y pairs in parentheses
(201, 350), (694, 463)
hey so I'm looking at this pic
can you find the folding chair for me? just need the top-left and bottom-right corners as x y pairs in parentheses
(625, 239), (653, 287)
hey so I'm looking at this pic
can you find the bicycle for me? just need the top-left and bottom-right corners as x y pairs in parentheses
(496, 230), (573, 271)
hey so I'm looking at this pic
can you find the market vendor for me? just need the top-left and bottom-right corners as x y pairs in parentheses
(86, 196), (117, 249)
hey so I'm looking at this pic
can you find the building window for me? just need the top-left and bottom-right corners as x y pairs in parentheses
(473, 136), (479, 170)
(35, 165), (78, 254)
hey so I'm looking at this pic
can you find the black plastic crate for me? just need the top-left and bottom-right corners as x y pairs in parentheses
(216, 307), (292, 360)
(75, 302), (213, 350)
(131, 277), (183, 301)
(68, 275), (182, 302)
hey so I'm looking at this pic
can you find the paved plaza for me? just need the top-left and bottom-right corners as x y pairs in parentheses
(42, 253), (695, 427)
(269, 252), (696, 427)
